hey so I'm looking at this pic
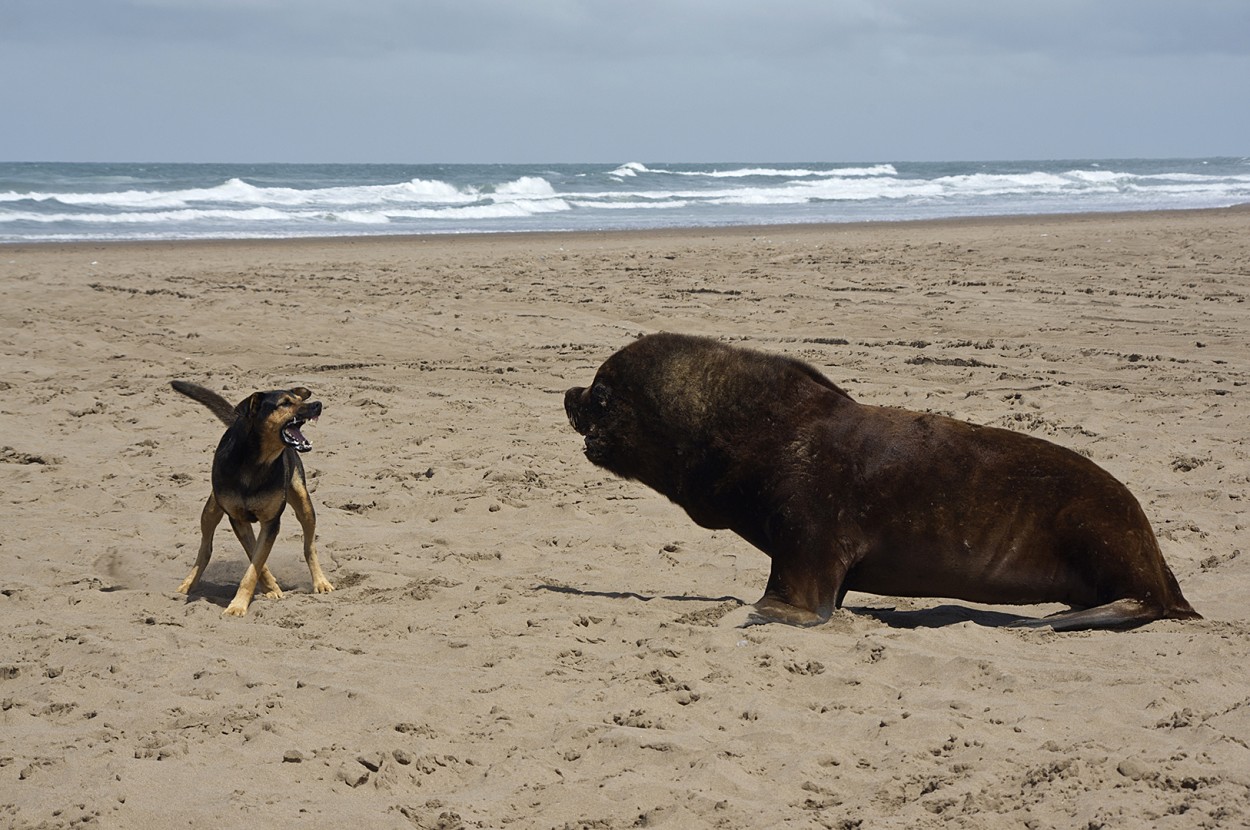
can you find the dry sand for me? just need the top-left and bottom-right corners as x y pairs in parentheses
(1, 208), (1248, 829)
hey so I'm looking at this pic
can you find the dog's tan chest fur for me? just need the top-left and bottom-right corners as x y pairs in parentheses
(217, 488), (287, 525)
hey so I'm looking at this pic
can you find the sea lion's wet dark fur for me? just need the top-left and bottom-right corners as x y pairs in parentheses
(564, 333), (1200, 631)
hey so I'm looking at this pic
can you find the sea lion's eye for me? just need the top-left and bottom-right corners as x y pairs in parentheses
(590, 382), (611, 410)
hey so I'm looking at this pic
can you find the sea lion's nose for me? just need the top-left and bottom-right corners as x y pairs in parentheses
(564, 387), (587, 431)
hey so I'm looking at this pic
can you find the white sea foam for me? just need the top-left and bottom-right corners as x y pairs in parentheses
(568, 199), (690, 210)
(2, 207), (292, 224)
(4, 160), (1246, 242)
(384, 199), (573, 220)
(492, 176), (559, 199)
(605, 162), (899, 180)
(670, 164), (898, 179)
(609, 162), (648, 178)
(0, 177), (477, 209)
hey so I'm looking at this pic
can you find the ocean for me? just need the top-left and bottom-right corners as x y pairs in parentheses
(1, 158), (1247, 243)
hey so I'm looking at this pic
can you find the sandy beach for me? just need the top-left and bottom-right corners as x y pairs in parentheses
(2, 208), (1248, 828)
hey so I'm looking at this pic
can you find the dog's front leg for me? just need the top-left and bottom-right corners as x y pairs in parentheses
(289, 473), (333, 594)
(177, 494), (223, 594)
(223, 517), (280, 617)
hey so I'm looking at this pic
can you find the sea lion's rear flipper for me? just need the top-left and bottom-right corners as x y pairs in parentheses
(1008, 598), (1166, 632)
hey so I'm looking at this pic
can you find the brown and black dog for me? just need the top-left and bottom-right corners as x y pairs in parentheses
(170, 380), (333, 616)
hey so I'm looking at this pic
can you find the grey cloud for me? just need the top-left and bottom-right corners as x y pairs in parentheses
(9, 0), (1245, 58)
(2, 0), (1245, 162)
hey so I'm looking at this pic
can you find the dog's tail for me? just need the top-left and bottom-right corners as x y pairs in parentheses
(170, 380), (237, 426)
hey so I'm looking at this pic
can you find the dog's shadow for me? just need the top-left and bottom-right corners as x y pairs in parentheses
(176, 578), (238, 609)
(537, 585), (1030, 629)
(175, 562), (297, 609)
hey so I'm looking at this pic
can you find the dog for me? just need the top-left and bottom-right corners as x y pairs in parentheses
(170, 380), (333, 616)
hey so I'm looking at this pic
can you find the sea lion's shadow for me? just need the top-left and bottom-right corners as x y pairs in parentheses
(536, 584), (742, 605)
(537, 585), (1029, 629)
(851, 603), (1028, 629)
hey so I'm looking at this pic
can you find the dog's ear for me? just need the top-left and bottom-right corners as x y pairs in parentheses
(236, 392), (265, 417)
(291, 387), (312, 401)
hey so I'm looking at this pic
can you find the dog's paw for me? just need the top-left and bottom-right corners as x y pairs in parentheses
(258, 568), (283, 599)
(313, 579), (335, 594)
(222, 602), (249, 617)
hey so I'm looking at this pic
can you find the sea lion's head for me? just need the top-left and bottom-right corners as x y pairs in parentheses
(566, 332), (858, 533)
(565, 333), (725, 489)
(563, 376), (613, 463)
(564, 357), (647, 478)
(566, 334), (849, 473)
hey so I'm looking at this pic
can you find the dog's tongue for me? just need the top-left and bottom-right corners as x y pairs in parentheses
(283, 420), (312, 451)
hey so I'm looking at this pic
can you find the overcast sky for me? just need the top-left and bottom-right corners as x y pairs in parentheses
(3, 0), (1247, 163)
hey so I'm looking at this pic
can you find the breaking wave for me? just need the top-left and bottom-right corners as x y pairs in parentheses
(2, 158), (1246, 241)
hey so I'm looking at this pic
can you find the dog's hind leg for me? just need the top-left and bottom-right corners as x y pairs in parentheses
(229, 519), (283, 599)
(289, 473), (334, 594)
(177, 494), (223, 594)
(223, 518), (280, 617)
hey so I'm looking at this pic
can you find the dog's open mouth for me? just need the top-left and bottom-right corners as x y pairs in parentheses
(281, 417), (314, 452)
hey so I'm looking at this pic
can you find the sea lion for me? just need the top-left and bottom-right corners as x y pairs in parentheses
(564, 332), (1200, 631)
